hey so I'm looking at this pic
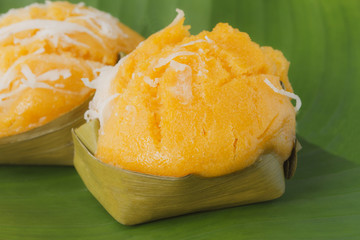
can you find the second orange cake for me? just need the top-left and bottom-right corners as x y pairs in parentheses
(87, 9), (301, 177)
(0, 1), (143, 138)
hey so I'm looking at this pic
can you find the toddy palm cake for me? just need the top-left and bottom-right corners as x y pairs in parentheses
(73, 9), (301, 225)
(0, 1), (143, 164)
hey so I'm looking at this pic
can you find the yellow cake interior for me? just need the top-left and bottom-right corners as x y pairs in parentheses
(87, 10), (300, 177)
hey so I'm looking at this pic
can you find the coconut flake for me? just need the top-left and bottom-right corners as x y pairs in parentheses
(0, 19), (106, 47)
(71, 6), (128, 39)
(85, 93), (120, 133)
(0, 49), (45, 103)
(155, 51), (195, 69)
(55, 83), (65, 88)
(179, 39), (207, 48)
(20, 65), (37, 88)
(0, 48), (44, 92)
(20, 64), (77, 95)
(83, 8), (191, 127)
(143, 76), (160, 88)
(169, 9), (185, 27)
(264, 78), (302, 112)
(84, 56), (128, 128)
(0, 85), (26, 102)
(37, 69), (72, 81)
(0, 1), (122, 47)
(205, 35), (214, 43)
(169, 60), (193, 104)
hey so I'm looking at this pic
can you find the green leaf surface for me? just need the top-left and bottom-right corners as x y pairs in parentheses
(0, 0), (359, 239)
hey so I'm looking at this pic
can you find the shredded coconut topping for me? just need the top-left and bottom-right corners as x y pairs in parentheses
(0, 1), (127, 49)
(70, 5), (128, 39)
(83, 56), (128, 129)
(179, 39), (207, 48)
(84, 8), (192, 128)
(205, 35), (214, 43)
(169, 9), (185, 27)
(264, 78), (302, 112)
(0, 19), (106, 48)
(155, 51), (195, 69)
(19, 64), (75, 95)
(37, 69), (72, 82)
(0, 1), (127, 113)
(0, 50), (102, 105)
(169, 60), (193, 104)
(143, 76), (160, 88)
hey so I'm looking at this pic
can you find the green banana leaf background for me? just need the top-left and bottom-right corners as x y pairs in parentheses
(1, 0), (359, 239)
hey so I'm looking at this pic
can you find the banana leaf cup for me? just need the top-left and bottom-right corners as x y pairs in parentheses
(72, 120), (300, 225)
(0, 98), (91, 165)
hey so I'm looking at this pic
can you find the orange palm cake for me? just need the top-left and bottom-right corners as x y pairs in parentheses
(0, 1), (143, 138)
(87, 9), (301, 177)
